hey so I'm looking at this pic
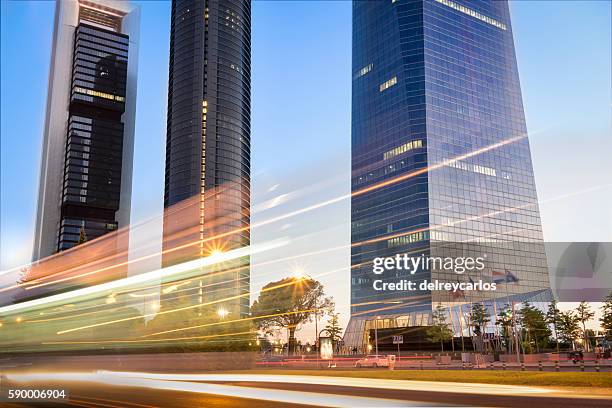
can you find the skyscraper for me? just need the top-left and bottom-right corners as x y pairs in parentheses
(163, 0), (251, 317)
(32, 0), (140, 261)
(346, 0), (551, 348)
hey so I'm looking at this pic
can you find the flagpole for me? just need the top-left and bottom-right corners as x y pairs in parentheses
(456, 303), (465, 352)
(448, 305), (455, 353)
(511, 300), (520, 364)
(492, 298), (499, 351)
(500, 269), (513, 355)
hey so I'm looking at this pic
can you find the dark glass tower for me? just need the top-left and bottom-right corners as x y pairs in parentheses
(347, 0), (551, 347)
(59, 24), (129, 251)
(32, 1), (139, 262)
(163, 0), (251, 317)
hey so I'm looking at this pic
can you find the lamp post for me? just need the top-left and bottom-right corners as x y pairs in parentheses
(217, 308), (229, 319)
(511, 302), (520, 364)
(375, 316), (380, 355)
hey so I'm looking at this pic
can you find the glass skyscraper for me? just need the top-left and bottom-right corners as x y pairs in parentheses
(346, 0), (551, 348)
(32, 0), (140, 260)
(163, 0), (251, 318)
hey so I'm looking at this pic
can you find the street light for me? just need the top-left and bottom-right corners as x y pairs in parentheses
(209, 248), (225, 261)
(291, 267), (305, 280)
(217, 308), (229, 319)
(375, 316), (380, 355)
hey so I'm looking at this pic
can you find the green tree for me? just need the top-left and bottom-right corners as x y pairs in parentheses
(599, 292), (612, 339)
(518, 302), (551, 354)
(426, 303), (453, 352)
(575, 301), (595, 351)
(496, 305), (514, 353)
(251, 276), (332, 355)
(557, 311), (581, 350)
(78, 226), (87, 245)
(546, 300), (562, 354)
(469, 303), (490, 352)
(324, 311), (343, 348)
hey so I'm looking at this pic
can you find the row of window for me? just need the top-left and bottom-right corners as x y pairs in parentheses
(387, 230), (429, 247)
(445, 158), (497, 177)
(73, 86), (124, 102)
(384, 139), (423, 161)
(433, 0), (507, 31)
(379, 76), (398, 92)
(354, 63), (373, 79)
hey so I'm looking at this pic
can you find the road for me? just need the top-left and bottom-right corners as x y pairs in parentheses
(1, 371), (611, 407)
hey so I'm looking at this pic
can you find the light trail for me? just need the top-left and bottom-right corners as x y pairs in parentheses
(0, 186), (213, 278)
(6, 371), (417, 407)
(18, 247), (340, 325)
(7, 182), (608, 333)
(102, 372), (555, 395)
(23, 180), (557, 321)
(3, 139), (607, 345)
(43, 330), (257, 344)
(1, 134), (528, 293)
(53, 265), (344, 335)
(143, 308), (316, 338)
(67, 396), (157, 408)
(0, 239), (288, 315)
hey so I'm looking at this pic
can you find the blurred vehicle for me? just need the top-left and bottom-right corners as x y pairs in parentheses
(354, 355), (389, 368)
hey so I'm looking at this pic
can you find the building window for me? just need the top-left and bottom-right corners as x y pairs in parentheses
(74, 86), (124, 102)
(388, 231), (429, 247)
(354, 63), (373, 79)
(384, 139), (423, 160)
(434, 0), (507, 30)
(446, 159), (497, 177)
(379, 76), (397, 92)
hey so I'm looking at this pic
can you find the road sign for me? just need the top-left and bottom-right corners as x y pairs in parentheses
(392, 335), (403, 344)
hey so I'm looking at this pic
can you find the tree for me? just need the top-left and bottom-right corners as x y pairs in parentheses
(251, 276), (332, 355)
(426, 303), (453, 352)
(557, 311), (581, 350)
(546, 300), (562, 354)
(324, 311), (343, 349)
(575, 301), (595, 351)
(78, 226), (87, 245)
(469, 303), (490, 352)
(600, 292), (612, 339)
(518, 302), (551, 354)
(496, 305), (513, 353)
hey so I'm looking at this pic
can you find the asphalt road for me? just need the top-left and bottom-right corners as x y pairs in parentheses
(1, 372), (611, 408)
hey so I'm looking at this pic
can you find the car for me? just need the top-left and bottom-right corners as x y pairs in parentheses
(354, 354), (389, 368)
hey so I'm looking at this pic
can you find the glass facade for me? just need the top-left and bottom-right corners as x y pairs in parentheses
(58, 22), (129, 251)
(350, 0), (551, 326)
(163, 0), (251, 317)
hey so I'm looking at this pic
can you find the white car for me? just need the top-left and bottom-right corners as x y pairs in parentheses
(354, 355), (389, 368)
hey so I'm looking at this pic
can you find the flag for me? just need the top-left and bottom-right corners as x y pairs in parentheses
(492, 269), (519, 284)
(450, 279), (465, 299)
(468, 275), (481, 292)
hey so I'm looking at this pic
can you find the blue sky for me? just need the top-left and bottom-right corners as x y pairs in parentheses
(1, 1), (611, 329)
